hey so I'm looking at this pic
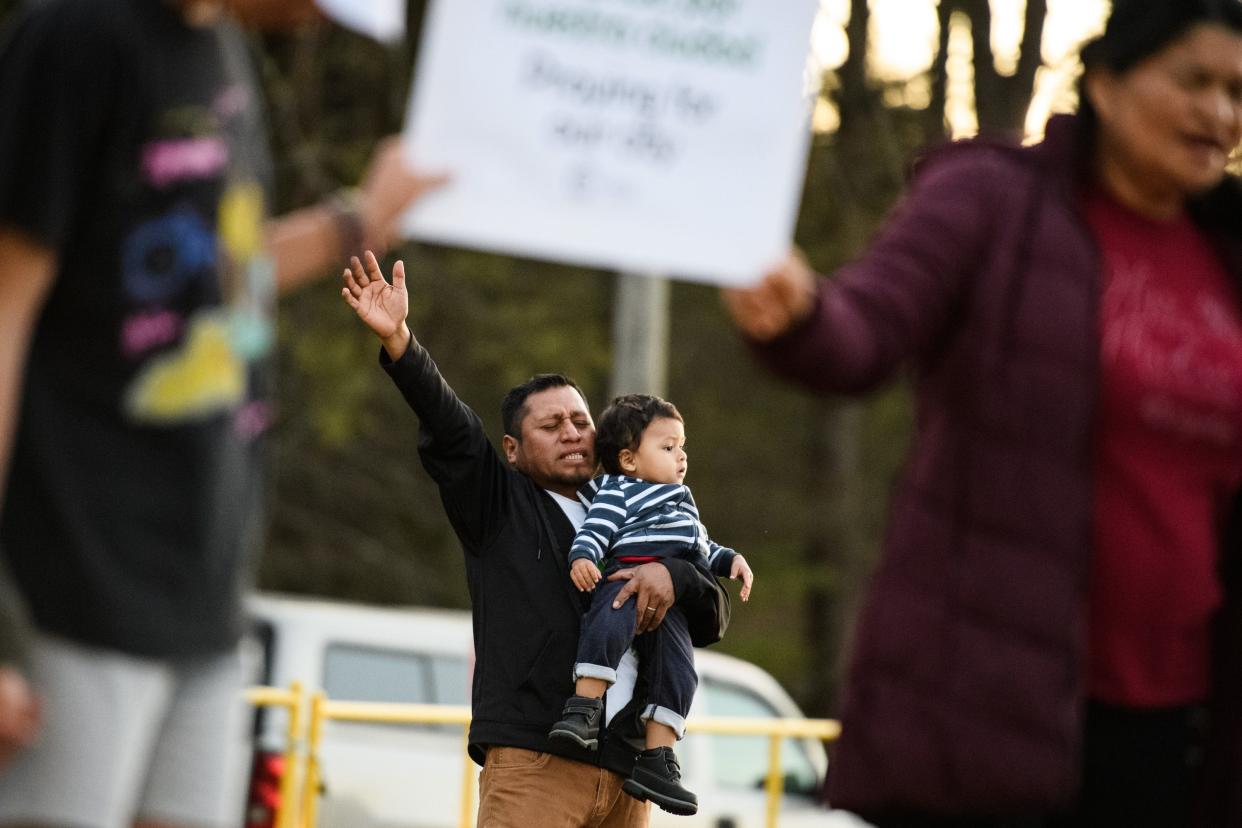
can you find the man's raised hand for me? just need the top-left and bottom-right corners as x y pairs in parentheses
(341, 250), (412, 359)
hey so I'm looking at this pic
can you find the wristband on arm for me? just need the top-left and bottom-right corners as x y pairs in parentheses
(329, 188), (365, 262)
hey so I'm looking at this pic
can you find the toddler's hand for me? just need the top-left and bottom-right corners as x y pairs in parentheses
(571, 559), (601, 592)
(730, 555), (753, 602)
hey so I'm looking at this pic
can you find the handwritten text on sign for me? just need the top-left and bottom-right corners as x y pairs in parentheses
(404, 0), (820, 285)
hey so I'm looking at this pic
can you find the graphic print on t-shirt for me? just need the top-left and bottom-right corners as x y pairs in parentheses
(1101, 251), (1242, 448)
(125, 311), (244, 421)
(142, 135), (229, 188)
(121, 206), (217, 304)
(121, 86), (273, 427)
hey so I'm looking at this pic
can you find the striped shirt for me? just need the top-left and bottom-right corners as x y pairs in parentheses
(570, 475), (736, 577)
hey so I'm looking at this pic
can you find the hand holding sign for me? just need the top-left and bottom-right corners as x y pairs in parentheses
(403, 0), (820, 286)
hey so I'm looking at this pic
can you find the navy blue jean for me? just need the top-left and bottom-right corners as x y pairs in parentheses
(574, 565), (698, 736)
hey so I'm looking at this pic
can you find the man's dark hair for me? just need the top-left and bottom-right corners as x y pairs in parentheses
(500, 373), (588, 439)
(595, 394), (683, 476)
(1078, 0), (1242, 140)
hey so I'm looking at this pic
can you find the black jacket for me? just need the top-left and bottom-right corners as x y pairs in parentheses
(383, 341), (731, 773)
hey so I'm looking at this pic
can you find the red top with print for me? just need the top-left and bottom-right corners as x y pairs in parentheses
(1085, 188), (1242, 706)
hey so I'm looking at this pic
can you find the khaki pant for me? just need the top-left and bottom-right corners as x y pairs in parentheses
(477, 747), (649, 828)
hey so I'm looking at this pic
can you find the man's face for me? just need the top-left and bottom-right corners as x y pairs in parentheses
(504, 386), (596, 498)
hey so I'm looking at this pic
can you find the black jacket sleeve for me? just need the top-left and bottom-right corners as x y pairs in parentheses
(381, 339), (511, 553)
(663, 558), (731, 647)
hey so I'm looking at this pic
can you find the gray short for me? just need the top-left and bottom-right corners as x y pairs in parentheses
(0, 632), (250, 828)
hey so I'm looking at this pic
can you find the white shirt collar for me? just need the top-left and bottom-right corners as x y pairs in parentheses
(545, 490), (588, 531)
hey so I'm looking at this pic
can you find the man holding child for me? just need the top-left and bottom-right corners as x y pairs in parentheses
(340, 251), (731, 826)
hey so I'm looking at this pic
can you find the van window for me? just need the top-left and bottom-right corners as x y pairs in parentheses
(429, 654), (471, 705)
(324, 644), (433, 704)
(699, 678), (820, 796)
(322, 644), (471, 734)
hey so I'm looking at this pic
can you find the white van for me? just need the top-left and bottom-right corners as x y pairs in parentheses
(243, 593), (869, 828)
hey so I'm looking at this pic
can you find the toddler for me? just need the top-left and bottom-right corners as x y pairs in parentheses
(549, 394), (753, 816)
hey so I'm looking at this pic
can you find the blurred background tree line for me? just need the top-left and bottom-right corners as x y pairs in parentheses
(0, 0), (1105, 717)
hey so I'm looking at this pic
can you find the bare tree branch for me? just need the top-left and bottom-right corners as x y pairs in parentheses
(838, 0), (871, 131)
(956, 0), (1001, 130)
(924, 0), (1049, 137)
(1010, 0), (1049, 128)
(924, 0), (956, 143)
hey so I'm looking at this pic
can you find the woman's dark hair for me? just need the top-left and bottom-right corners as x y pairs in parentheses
(1082, 0), (1242, 75)
(1078, 0), (1242, 138)
(594, 394), (682, 476)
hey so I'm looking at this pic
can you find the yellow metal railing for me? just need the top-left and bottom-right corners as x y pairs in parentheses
(243, 682), (306, 828)
(246, 686), (839, 828)
(300, 696), (475, 828)
(686, 715), (841, 828)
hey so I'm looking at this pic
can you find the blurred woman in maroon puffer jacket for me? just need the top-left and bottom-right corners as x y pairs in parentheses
(726, 1), (1242, 825)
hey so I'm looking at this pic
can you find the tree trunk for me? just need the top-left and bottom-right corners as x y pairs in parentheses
(924, 0), (955, 144)
(837, 0), (872, 133)
(1010, 0), (1050, 130)
(928, 0), (1049, 137)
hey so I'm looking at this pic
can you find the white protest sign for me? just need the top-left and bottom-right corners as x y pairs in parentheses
(315, 0), (405, 43)
(403, 0), (820, 286)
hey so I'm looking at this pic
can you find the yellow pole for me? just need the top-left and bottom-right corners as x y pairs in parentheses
(300, 691), (327, 828)
(241, 685), (307, 828)
(458, 726), (475, 828)
(765, 734), (784, 828)
(276, 681), (304, 828)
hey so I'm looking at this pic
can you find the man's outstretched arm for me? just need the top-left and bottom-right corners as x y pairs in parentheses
(341, 251), (510, 551)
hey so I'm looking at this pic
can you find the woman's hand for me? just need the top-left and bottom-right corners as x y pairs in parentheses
(571, 559), (601, 592)
(722, 250), (818, 342)
(341, 250), (411, 359)
(729, 555), (754, 602)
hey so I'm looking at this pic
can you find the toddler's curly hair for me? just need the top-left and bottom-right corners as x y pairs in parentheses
(594, 393), (682, 476)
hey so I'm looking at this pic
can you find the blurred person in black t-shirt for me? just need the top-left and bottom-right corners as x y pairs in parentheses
(0, 0), (444, 824)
